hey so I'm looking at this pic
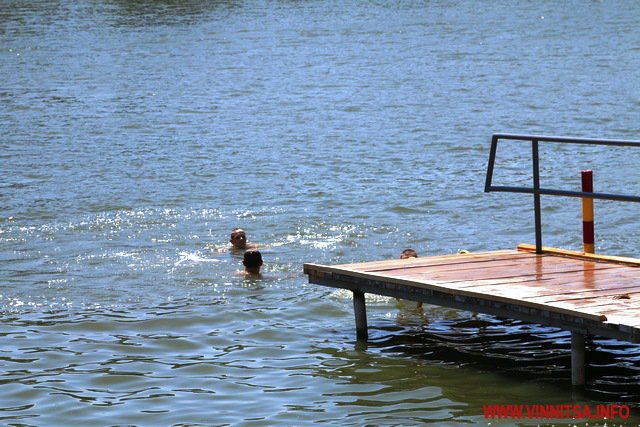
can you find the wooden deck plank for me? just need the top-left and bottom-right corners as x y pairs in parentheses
(436, 270), (640, 294)
(375, 264), (618, 283)
(391, 274), (639, 309)
(390, 262), (621, 283)
(349, 255), (597, 276)
(351, 251), (622, 274)
(424, 281), (640, 306)
(518, 243), (640, 267)
(335, 250), (522, 270)
(524, 284), (639, 301)
(540, 292), (639, 309)
(340, 247), (635, 273)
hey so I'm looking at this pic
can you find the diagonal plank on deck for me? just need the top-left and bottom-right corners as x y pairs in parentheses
(304, 245), (640, 343)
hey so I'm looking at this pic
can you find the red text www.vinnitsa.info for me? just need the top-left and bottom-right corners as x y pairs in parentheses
(483, 404), (631, 421)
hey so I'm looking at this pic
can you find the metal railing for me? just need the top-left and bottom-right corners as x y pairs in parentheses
(484, 133), (640, 253)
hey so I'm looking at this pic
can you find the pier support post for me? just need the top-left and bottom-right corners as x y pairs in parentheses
(571, 332), (586, 386)
(353, 291), (368, 341)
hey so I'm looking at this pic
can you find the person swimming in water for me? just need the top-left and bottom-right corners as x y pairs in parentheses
(229, 228), (247, 249)
(229, 228), (258, 251)
(399, 248), (418, 259)
(242, 250), (263, 275)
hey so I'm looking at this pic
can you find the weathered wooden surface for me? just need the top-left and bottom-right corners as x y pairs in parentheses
(303, 245), (640, 343)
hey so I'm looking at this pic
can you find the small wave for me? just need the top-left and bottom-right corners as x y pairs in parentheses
(386, 205), (426, 214)
(298, 238), (340, 249)
(174, 252), (221, 266)
(329, 289), (393, 304)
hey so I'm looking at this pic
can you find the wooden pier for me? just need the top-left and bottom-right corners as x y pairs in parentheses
(304, 244), (640, 386)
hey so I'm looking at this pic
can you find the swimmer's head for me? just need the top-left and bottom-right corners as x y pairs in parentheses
(243, 250), (263, 274)
(400, 248), (418, 259)
(230, 228), (247, 249)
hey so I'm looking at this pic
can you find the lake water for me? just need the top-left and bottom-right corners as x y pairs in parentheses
(2, 0), (640, 425)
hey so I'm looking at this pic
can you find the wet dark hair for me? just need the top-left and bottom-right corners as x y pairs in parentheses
(243, 250), (263, 268)
(400, 248), (418, 259)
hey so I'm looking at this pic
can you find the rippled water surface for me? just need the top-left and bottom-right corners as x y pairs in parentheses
(2, 0), (640, 425)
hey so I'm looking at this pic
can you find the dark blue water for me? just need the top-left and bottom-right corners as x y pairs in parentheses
(2, 0), (640, 425)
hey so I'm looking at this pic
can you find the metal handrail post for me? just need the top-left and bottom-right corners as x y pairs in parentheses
(484, 135), (499, 192)
(532, 139), (543, 254)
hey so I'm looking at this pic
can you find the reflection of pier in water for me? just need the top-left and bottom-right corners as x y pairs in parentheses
(304, 244), (640, 386)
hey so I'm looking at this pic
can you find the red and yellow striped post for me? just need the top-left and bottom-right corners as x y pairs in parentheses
(581, 170), (595, 254)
